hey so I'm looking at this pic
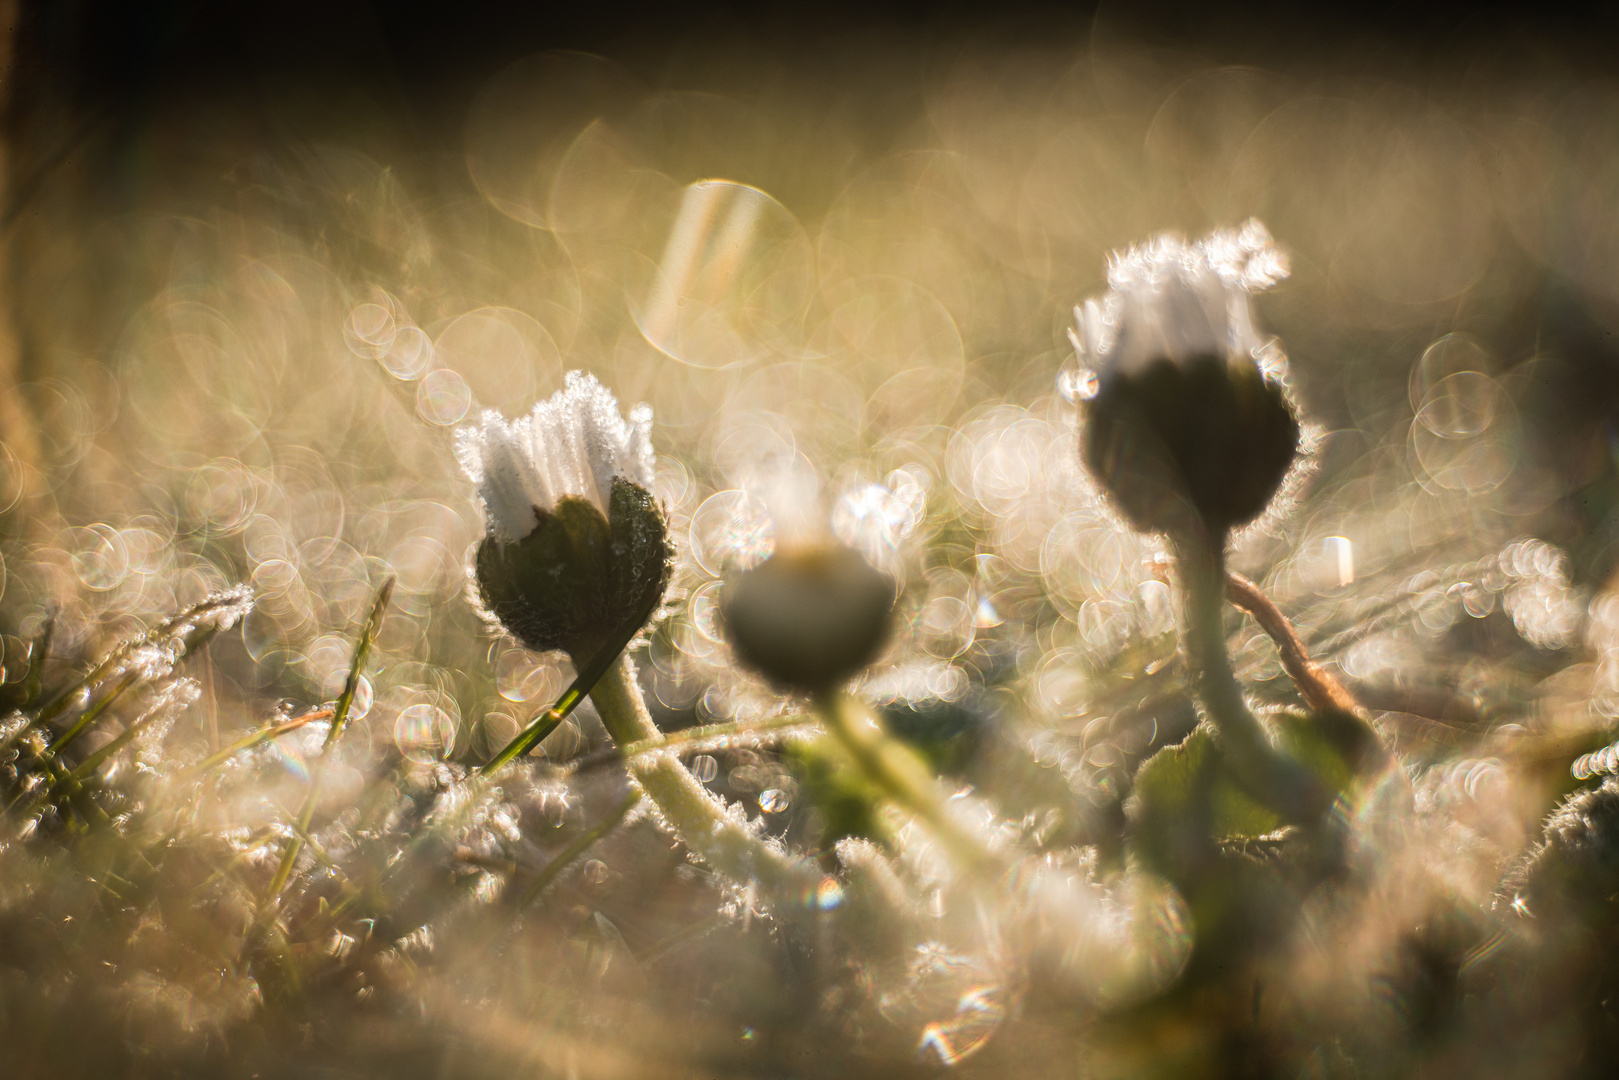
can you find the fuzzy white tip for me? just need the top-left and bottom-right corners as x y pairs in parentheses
(1070, 219), (1289, 377)
(455, 371), (656, 544)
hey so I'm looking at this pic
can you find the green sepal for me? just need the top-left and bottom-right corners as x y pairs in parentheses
(604, 474), (674, 654)
(1132, 725), (1281, 849)
(1084, 353), (1298, 536)
(474, 476), (672, 666)
(879, 695), (987, 776)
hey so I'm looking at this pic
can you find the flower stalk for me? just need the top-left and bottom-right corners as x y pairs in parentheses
(817, 690), (1002, 875)
(1170, 527), (1327, 823)
(588, 654), (816, 895)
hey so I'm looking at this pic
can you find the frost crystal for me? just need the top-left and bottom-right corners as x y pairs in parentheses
(455, 371), (657, 544)
(1069, 218), (1289, 378)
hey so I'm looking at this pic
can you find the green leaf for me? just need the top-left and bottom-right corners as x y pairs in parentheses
(1133, 724), (1281, 841)
(1130, 708), (1382, 879)
(784, 735), (888, 850)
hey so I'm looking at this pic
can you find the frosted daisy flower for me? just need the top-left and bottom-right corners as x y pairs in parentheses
(1070, 220), (1298, 538)
(456, 372), (672, 663)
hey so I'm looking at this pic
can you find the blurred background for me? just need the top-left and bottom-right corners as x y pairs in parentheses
(5, 1), (1619, 744)
(5, 2), (1619, 1074)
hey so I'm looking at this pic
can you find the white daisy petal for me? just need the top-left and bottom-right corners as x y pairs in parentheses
(458, 372), (657, 543)
(1074, 218), (1289, 378)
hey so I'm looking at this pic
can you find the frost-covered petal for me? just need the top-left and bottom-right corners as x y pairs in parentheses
(458, 371), (658, 543)
(1076, 218), (1289, 378)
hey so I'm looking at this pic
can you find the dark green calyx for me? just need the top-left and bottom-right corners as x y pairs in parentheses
(721, 544), (895, 694)
(474, 475), (673, 665)
(1082, 353), (1299, 537)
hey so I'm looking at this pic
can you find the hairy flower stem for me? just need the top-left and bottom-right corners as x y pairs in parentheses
(1170, 527), (1328, 823)
(589, 655), (816, 896)
(819, 691), (1002, 876)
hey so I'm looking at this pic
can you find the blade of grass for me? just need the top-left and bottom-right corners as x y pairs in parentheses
(518, 789), (641, 908)
(482, 619), (653, 775)
(20, 681), (192, 814)
(635, 913), (726, 965)
(482, 660), (603, 774)
(59, 682), (192, 786)
(24, 589), (250, 739)
(267, 578), (393, 900)
(18, 610), (52, 709)
(184, 706), (333, 776)
(41, 668), (141, 760)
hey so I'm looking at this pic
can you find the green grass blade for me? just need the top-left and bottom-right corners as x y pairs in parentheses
(518, 789), (640, 908)
(42, 668), (141, 760)
(267, 577), (394, 901)
(564, 713), (816, 775)
(184, 707), (332, 776)
(482, 630), (645, 775)
(19, 611), (52, 709)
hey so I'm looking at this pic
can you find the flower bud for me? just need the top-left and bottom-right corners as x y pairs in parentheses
(474, 476), (671, 662)
(1071, 220), (1299, 537)
(721, 544), (895, 694)
(459, 373), (673, 664)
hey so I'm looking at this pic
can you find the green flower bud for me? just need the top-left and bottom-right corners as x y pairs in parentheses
(474, 476), (672, 662)
(721, 544), (895, 694)
(459, 372), (673, 664)
(1071, 221), (1299, 537)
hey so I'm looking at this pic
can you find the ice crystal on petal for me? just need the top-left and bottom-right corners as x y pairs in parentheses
(456, 371), (657, 544)
(1068, 218), (1289, 378)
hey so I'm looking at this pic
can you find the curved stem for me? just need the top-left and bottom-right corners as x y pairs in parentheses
(1225, 571), (1361, 717)
(1170, 528), (1328, 823)
(589, 655), (816, 897)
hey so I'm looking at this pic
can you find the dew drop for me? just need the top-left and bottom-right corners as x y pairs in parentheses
(348, 675), (373, 721)
(690, 754), (719, 783)
(1057, 366), (1099, 403)
(382, 326), (433, 380)
(394, 702), (455, 761)
(416, 368), (472, 425)
(758, 788), (790, 813)
(345, 303), (395, 359)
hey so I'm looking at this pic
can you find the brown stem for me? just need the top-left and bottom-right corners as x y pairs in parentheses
(1225, 572), (1362, 717)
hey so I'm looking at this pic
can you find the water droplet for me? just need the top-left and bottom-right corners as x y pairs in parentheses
(416, 368), (472, 425)
(495, 647), (560, 702)
(690, 754), (719, 783)
(758, 788), (789, 813)
(345, 303), (395, 359)
(1057, 366), (1099, 403)
(394, 703), (455, 761)
(582, 859), (611, 884)
(348, 675), (373, 721)
(917, 987), (1007, 1067)
(689, 490), (775, 575)
(1456, 581), (1495, 618)
(381, 326), (433, 380)
(67, 524), (131, 591)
